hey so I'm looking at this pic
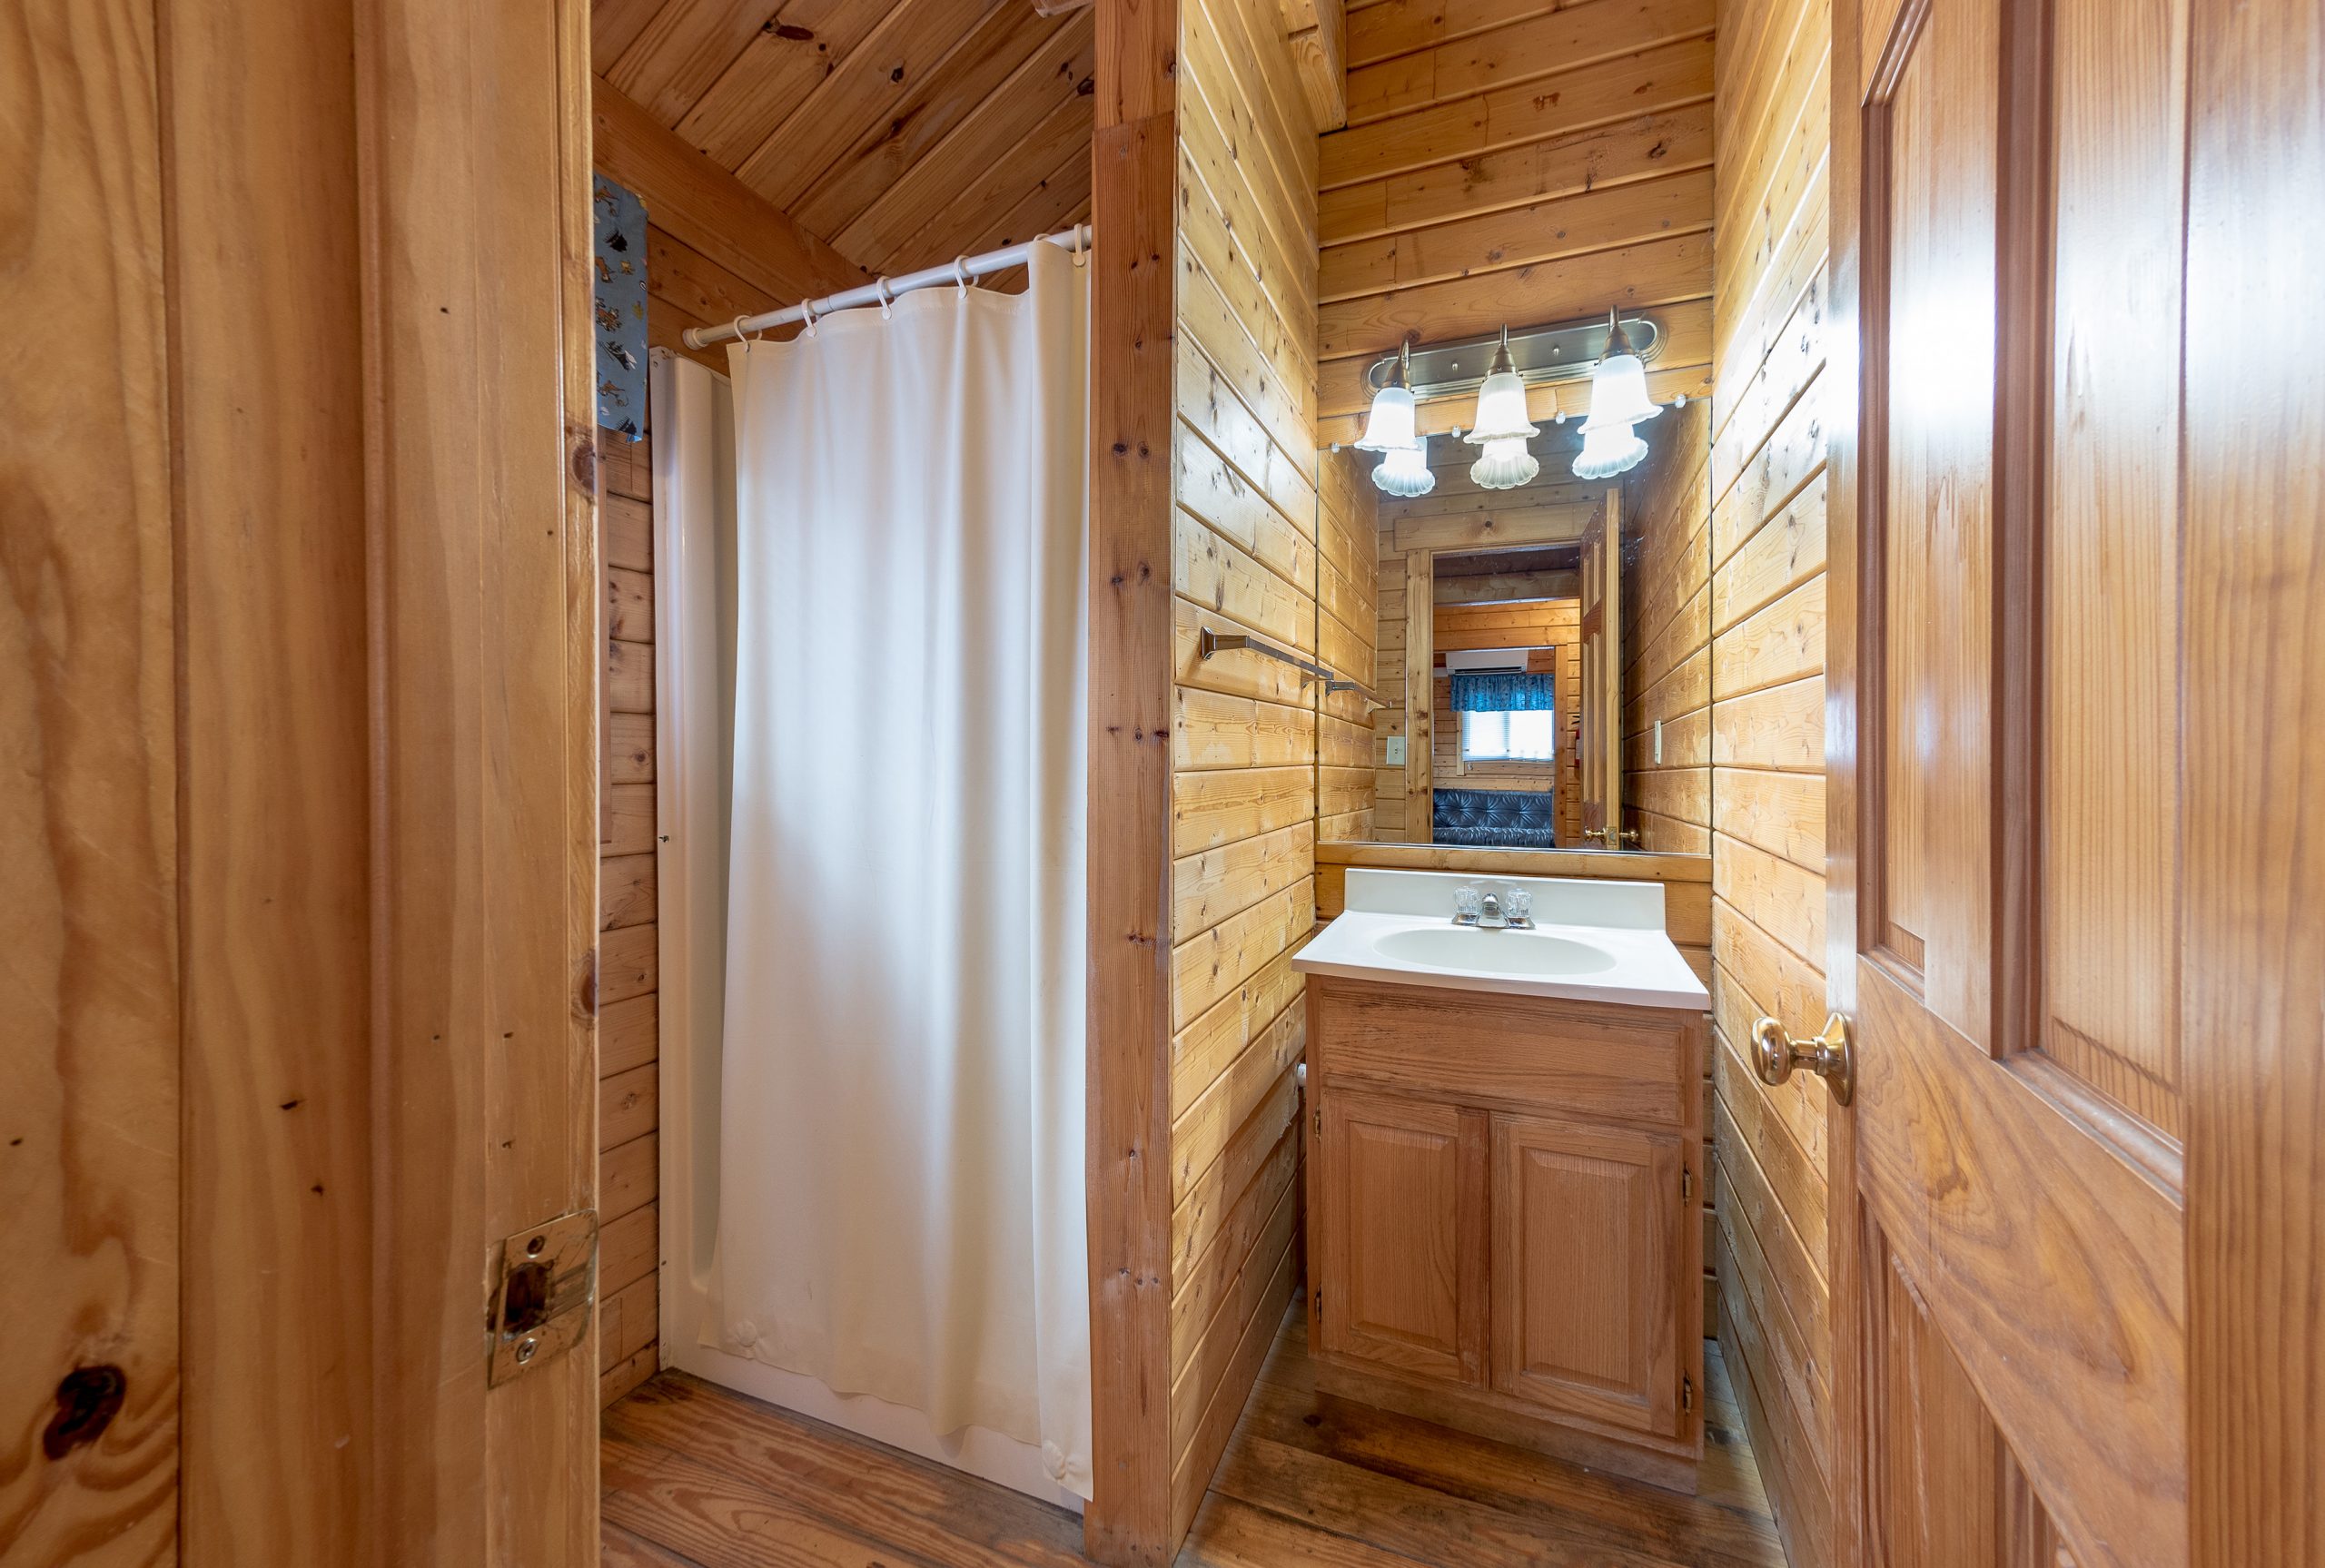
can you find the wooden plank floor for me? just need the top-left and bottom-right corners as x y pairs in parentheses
(602, 1312), (1791, 1568)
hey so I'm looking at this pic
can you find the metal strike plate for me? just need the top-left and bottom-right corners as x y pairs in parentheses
(487, 1208), (599, 1386)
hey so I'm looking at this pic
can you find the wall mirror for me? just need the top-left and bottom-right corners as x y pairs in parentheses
(1313, 394), (1714, 856)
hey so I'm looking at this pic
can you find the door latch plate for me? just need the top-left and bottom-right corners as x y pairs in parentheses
(488, 1208), (599, 1386)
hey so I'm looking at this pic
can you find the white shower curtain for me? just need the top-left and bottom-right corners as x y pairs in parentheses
(710, 241), (1091, 1496)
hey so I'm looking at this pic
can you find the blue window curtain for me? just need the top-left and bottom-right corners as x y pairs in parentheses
(1449, 670), (1556, 713)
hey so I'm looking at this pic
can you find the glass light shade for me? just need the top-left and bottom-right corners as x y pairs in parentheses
(1572, 422), (1649, 479)
(1373, 437), (1436, 497)
(1469, 435), (1538, 490)
(1465, 368), (1538, 445)
(1579, 351), (1664, 432)
(1355, 383), (1418, 452)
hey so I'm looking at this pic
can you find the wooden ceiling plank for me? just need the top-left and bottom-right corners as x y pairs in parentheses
(592, 75), (868, 306)
(671, 0), (895, 169)
(733, 0), (1009, 212)
(882, 90), (1093, 272)
(792, 0), (1071, 246)
(839, 13), (1096, 268)
(960, 136), (1097, 256)
(607, 0), (784, 128)
(594, 0), (674, 74)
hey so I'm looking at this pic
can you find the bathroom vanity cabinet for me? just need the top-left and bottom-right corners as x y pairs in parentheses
(1302, 974), (1706, 1491)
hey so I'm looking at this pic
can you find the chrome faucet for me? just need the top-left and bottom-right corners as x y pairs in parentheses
(1452, 884), (1533, 930)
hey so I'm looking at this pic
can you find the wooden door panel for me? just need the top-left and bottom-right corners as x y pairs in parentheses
(1867, 0), (1996, 1039)
(1320, 1092), (1478, 1381)
(2039, 0), (2188, 1150)
(1862, 1220), (2073, 1568)
(1490, 1114), (1680, 1435)
(1855, 964), (2184, 1566)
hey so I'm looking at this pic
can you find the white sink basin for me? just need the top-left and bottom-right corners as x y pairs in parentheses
(1371, 925), (1619, 978)
(1292, 869), (1709, 1009)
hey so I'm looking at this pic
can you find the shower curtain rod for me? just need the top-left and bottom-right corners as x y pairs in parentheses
(681, 222), (1093, 350)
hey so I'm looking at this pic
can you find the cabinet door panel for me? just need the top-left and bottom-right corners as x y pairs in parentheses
(1491, 1114), (1682, 1435)
(1319, 1092), (1481, 1382)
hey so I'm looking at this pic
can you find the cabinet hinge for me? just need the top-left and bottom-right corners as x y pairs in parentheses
(1681, 1169), (1694, 1202)
(1681, 1375), (1695, 1415)
(1312, 1108), (1321, 1138)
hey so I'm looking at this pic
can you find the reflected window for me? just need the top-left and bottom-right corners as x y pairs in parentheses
(1459, 707), (1557, 763)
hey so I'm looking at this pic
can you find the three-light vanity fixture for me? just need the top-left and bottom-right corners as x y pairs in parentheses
(1353, 310), (1679, 498)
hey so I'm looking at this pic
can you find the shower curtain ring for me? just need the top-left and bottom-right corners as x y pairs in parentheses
(953, 256), (974, 295)
(874, 276), (895, 319)
(799, 297), (821, 338)
(1071, 226), (1087, 267)
(730, 314), (754, 352)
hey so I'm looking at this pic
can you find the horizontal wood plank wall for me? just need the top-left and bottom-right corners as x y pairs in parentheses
(1165, 0), (1330, 1540)
(1704, 0), (1834, 1563)
(1429, 600), (1580, 844)
(1622, 399), (1714, 854)
(1317, 0), (1720, 445)
(599, 429), (663, 1407)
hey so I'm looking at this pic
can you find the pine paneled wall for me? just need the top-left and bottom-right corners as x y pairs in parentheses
(598, 430), (664, 1407)
(1318, 0), (1720, 444)
(1164, 0), (1375, 1541)
(1705, 0), (1834, 1564)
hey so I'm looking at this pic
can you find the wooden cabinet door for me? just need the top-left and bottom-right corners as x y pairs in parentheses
(1317, 1091), (1485, 1383)
(1490, 1113), (1681, 1436)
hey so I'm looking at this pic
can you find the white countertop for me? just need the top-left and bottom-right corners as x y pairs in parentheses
(1293, 868), (1709, 1011)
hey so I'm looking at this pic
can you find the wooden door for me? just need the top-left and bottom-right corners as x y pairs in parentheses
(1576, 488), (1621, 841)
(1824, 0), (2325, 1562)
(5, 1), (603, 1563)
(1490, 1113), (1682, 1437)
(1317, 1090), (1484, 1384)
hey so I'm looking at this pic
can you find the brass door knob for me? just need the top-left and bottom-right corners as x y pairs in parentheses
(1609, 828), (1639, 847)
(1751, 1013), (1855, 1106)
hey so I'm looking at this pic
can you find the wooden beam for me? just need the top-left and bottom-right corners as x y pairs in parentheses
(1281, 0), (1347, 131)
(589, 75), (866, 309)
(1083, 0), (1181, 1554)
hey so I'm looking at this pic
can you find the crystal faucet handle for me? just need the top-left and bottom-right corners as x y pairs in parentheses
(1506, 889), (1533, 921)
(1454, 886), (1483, 918)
